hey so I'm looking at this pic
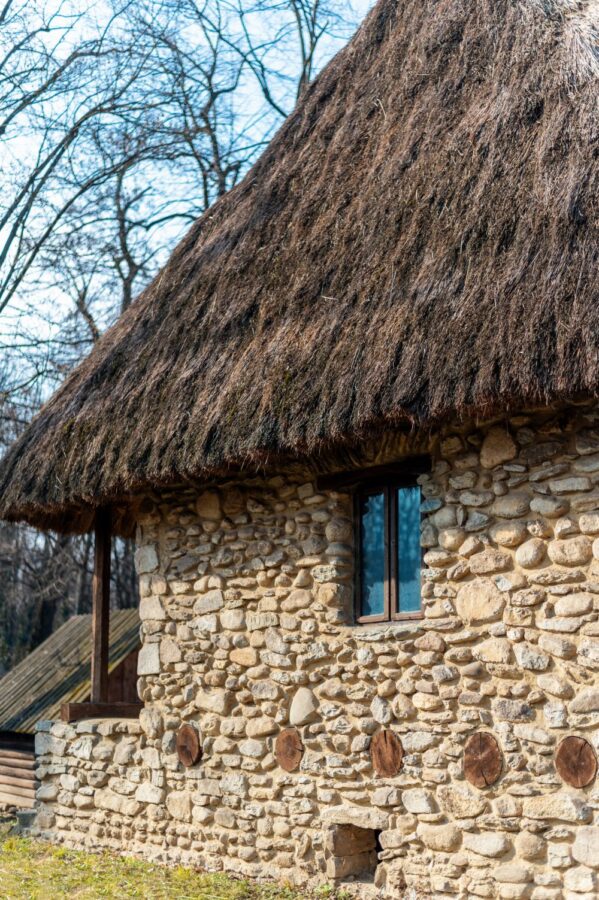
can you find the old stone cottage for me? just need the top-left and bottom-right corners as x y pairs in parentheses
(1, 0), (598, 896)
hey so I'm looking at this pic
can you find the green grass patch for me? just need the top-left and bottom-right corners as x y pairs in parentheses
(0, 821), (346, 900)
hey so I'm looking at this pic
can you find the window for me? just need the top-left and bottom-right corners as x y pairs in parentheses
(356, 480), (423, 623)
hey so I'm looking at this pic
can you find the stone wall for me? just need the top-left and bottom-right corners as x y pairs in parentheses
(33, 407), (599, 899)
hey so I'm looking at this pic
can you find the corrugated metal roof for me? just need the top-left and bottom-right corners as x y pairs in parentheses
(0, 610), (140, 733)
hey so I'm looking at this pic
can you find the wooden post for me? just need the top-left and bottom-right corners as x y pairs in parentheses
(91, 508), (111, 704)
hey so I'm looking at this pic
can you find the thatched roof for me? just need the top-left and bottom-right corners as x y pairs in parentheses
(1, 0), (598, 532)
(0, 611), (139, 733)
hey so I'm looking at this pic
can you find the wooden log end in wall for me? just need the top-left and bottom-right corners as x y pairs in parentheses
(555, 736), (597, 789)
(464, 732), (503, 789)
(371, 730), (403, 778)
(176, 724), (202, 768)
(275, 728), (303, 772)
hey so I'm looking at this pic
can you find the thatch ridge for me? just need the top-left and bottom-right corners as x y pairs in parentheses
(1, 0), (598, 531)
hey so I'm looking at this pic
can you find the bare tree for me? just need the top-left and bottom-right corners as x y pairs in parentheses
(0, 0), (363, 670)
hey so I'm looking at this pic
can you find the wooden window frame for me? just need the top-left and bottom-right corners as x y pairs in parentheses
(320, 459), (429, 626)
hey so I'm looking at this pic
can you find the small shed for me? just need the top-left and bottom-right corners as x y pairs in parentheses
(0, 610), (140, 808)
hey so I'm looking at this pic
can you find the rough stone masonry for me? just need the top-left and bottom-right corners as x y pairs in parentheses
(32, 405), (599, 899)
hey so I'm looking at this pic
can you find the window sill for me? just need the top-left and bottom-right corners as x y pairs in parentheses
(344, 619), (425, 640)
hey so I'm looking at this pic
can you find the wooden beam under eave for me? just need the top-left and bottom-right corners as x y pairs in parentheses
(90, 507), (111, 704)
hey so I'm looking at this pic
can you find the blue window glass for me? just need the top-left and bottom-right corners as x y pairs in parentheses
(359, 492), (385, 617)
(397, 485), (421, 614)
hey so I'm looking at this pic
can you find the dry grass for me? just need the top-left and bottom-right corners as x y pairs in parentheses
(0, 820), (347, 900)
(1, 0), (598, 533)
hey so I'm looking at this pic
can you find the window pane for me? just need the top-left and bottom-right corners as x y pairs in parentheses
(397, 485), (421, 613)
(360, 492), (386, 617)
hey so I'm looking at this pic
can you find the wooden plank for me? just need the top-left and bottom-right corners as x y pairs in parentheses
(176, 725), (202, 767)
(0, 749), (36, 763)
(0, 773), (36, 789)
(91, 508), (111, 704)
(275, 729), (303, 772)
(0, 757), (36, 772)
(464, 732), (503, 788)
(0, 764), (36, 780)
(556, 736), (597, 788)
(371, 729), (403, 777)
(61, 701), (142, 723)
(0, 781), (36, 798)
(0, 790), (35, 809)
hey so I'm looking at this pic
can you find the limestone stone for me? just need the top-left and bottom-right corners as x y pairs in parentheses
(437, 784), (486, 819)
(538, 616), (583, 634)
(289, 687), (318, 725)
(95, 789), (141, 817)
(515, 539), (546, 569)
(513, 724), (553, 745)
(239, 738), (266, 758)
(579, 637), (599, 668)
(554, 591), (593, 616)
(195, 689), (233, 715)
(491, 494), (530, 519)
(135, 782), (165, 804)
(514, 831), (545, 861)
(469, 550), (511, 575)
(439, 528), (467, 551)
(35, 733), (66, 757)
(135, 545), (159, 574)
(221, 609), (246, 630)
(550, 476), (592, 494)
(572, 827), (599, 869)
(463, 832), (511, 858)
(538, 634), (577, 658)
(490, 522), (528, 548)
(579, 513), (599, 534)
(402, 788), (437, 814)
(139, 595), (166, 620)
(166, 791), (192, 821)
(536, 675), (573, 699)
(475, 638), (513, 664)
(192, 778), (222, 797)
(230, 647), (259, 667)
(36, 783), (59, 801)
(455, 579), (505, 625)
(193, 589), (224, 614)
(494, 863), (533, 883)
(480, 428), (517, 469)
(530, 496), (570, 518)
(246, 716), (277, 737)
(523, 794), (591, 823)
(321, 805), (388, 831)
(137, 642), (160, 675)
(417, 823), (462, 852)
(492, 699), (533, 722)
(570, 688), (599, 713)
(160, 638), (181, 664)
(564, 867), (597, 892)
(513, 642), (550, 671)
(139, 707), (163, 739)
(547, 537), (592, 567)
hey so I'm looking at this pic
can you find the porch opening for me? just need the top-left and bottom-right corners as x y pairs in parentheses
(324, 823), (380, 882)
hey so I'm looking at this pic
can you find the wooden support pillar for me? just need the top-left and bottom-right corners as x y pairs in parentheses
(91, 508), (111, 704)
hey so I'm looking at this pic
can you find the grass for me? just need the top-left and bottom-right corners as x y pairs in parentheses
(0, 819), (346, 900)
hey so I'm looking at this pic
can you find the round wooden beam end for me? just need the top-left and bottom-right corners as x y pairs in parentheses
(371, 729), (403, 778)
(275, 728), (303, 772)
(464, 732), (502, 789)
(556, 736), (597, 788)
(176, 724), (202, 768)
